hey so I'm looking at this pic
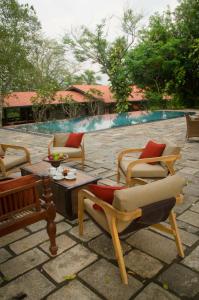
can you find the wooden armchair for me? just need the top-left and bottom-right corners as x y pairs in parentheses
(78, 175), (186, 284)
(117, 139), (181, 186)
(0, 143), (31, 177)
(48, 133), (85, 169)
(185, 113), (199, 140)
(0, 175), (58, 255)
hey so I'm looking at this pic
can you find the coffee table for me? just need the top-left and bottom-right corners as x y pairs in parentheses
(21, 161), (100, 220)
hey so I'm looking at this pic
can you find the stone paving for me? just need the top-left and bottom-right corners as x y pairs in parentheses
(0, 115), (199, 299)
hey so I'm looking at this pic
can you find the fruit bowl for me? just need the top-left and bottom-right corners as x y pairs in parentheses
(43, 154), (68, 168)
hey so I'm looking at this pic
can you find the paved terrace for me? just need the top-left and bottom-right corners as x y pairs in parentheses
(0, 116), (199, 300)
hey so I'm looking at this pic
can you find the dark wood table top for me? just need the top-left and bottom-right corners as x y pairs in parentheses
(21, 161), (101, 190)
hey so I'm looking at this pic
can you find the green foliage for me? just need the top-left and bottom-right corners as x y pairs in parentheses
(127, 0), (199, 108)
(31, 83), (57, 122)
(84, 88), (104, 115)
(64, 9), (142, 113)
(59, 95), (81, 119)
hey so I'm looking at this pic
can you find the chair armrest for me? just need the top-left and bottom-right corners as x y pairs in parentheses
(0, 157), (6, 176)
(126, 154), (180, 177)
(0, 144), (31, 163)
(78, 189), (141, 222)
(48, 139), (54, 155)
(118, 148), (144, 164)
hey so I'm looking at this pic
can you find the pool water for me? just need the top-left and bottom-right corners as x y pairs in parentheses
(16, 111), (188, 134)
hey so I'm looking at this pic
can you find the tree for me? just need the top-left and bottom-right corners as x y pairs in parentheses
(64, 9), (142, 112)
(127, 0), (199, 108)
(73, 70), (101, 85)
(0, 0), (41, 126)
(84, 88), (104, 115)
(29, 38), (79, 90)
(31, 83), (56, 122)
(59, 95), (81, 119)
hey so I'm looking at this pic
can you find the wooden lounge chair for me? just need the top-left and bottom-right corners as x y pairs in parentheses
(78, 175), (186, 284)
(185, 113), (199, 140)
(48, 133), (85, 169)
(0, 175), (58, 255)
(0, 143), (31, 177)
(117, 139), (181, 187)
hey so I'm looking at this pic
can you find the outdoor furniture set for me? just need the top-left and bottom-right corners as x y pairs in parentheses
(0, 121), (193, 284)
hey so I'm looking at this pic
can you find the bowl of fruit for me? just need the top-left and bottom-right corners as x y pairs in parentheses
(44, 152), (68, 168)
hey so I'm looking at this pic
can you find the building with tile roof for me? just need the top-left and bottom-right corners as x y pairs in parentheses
(3, 85), (147, 125)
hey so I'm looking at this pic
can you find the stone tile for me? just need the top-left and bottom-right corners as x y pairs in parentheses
(88, 168), (108, 176)
(89, 234), (131, 259)
(0, 249), (12, 264)
(47, 280), (101, 300)
(177, 219), (199, 234)
(40, 234), (76, 256)
(174, 195), (198, 214)
(27, 213), (64, 232)
(79, 259), (143, 300)
(0, 229), (29, 247)
(10, 222), (71, 254)
(151, 222), (198, 247)
(178, 210), (199, 227)
(98, 178), (123, 186)
(184, 184), (199, 197)
(190, 201), (199, 213)
(182, 245), (199, 272)
(0, 248), (48, 280)
(124, 249), (164, 278)
(0, 269), (55, 300)
(134, 282), (180, 300)
(102, 170), (117, 179)
(69, 220), (102, 242)
(126, 229), (184, 264)
(158, 263), (199, 298)
(43, 244), (97, 283)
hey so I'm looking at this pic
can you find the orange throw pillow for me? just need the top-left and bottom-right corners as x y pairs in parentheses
(0, 175), (38, 192)
(139, 140), (166, 164)
(65, 133), (84, 148)
(88, 184), (126, 212)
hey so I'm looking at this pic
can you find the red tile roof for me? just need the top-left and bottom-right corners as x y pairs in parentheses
(4, 85), (146, 108)
(68, 85), (146, 103)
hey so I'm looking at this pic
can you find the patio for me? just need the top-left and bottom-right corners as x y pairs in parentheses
(0, 115), (199, 299)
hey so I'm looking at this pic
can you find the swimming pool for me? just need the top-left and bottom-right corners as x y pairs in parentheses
(15, 111), (188, 134)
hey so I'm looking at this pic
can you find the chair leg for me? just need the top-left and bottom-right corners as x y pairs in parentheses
(108, 217), (128, 284)
(78, 194), (84, 236)
(169, 211), (184, 258)
(117, 169), (120, 184)
(47, 218), (58, 255)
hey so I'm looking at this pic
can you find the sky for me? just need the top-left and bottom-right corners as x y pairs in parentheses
(18, 0), (178, 39)
(18, 0), (179, 83)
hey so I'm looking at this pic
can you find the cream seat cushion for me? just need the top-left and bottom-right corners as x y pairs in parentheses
(54, 133), (70, 147)
(113, 174), (186, 212)
(84, 175), (186, 233)
(51, 147), (82, 158)
(120, 157), (168, 178)
(3, 155), (27, 170)
(84, 198), (132, 233)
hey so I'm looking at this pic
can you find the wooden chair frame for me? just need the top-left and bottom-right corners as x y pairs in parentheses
(48, 137), (85, 169)
(0, 143), (31, 177)
(78, 189), (184, 285)
(117, 148), (181, 186)
(185, 114), (199, 140)
(0, 176), (58, 255)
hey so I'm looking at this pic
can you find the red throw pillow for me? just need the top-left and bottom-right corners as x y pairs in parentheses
(88, 184), (126, 212)
(139, 140), (166, 164)
(0, 175), (38, 192)
(65, 133), (84, 148)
